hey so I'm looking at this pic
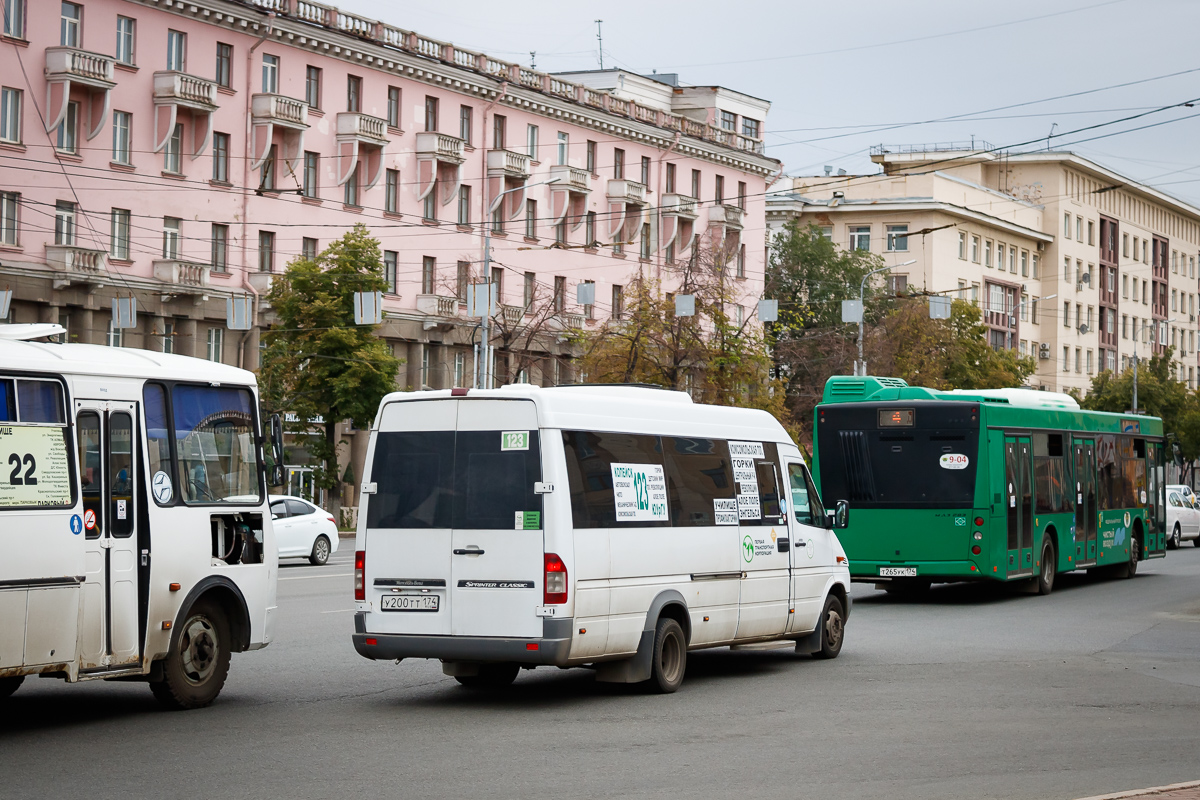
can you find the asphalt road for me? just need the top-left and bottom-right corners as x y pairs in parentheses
(4, 544), (1200, 800)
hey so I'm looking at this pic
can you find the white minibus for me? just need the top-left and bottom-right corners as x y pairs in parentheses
(0, 324), (282, 708)
(352, 384), (852, 692)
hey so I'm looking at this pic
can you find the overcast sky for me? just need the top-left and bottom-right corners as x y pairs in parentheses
(336, 0), (1200, 204)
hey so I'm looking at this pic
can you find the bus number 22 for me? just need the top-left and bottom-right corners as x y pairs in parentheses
(8, 453), (37, 486)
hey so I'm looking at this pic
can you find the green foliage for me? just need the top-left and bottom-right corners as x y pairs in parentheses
(259, 224), (401, 502)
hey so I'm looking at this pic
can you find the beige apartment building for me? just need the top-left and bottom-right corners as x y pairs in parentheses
(767, 146), (1200, 395)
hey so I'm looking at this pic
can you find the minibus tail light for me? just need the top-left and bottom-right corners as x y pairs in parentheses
(544, 552), (567, 604)
(354, 550), (365, 601)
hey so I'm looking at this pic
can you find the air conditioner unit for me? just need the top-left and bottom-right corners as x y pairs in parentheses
(1037, 242), (1045, 251)
(1038, 343), (1051, 360)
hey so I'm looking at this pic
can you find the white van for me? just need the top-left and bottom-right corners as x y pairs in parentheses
(351, 384), (852, 692)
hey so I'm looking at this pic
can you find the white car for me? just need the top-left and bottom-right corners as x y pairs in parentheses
(270, 495), (340, 565)
(1168, 484), (1196, 506)
(1165, 489), (1200, 549)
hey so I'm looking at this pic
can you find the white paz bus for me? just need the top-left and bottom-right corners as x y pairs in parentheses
(0, 324), (281, 709)
(352, 384), (852, 692)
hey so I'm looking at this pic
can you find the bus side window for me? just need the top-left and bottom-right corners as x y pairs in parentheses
(144, 383), (174, 506)
(77, 411), (103, 538)
(0, 378), (13, 421)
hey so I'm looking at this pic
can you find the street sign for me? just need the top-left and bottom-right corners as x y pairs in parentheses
(353, 291), (383, 325)
(576, 281), (595, 306)
(929, 296), (952, 319)
(112, 296), (137, 329)
(0, 288), (10, 320)
(675, 294), (695, 317)
(227, 295), (253, 330)
(467, 283), (498, 318)
(841, 299), (862, 324)
(757, 299), (779, 322)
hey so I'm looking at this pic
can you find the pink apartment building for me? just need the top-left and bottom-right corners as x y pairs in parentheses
(0, 0), (777, 496)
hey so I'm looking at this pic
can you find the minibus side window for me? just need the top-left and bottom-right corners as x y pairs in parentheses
(144, 383), (174, 506)
(367, 431), (455, 528)
(455, 430), (541, 530)
(562, 430), (668, 528)
(663, 436), (734, 526)
(788, 462), (826, 527)
(742, 442), (784, 526)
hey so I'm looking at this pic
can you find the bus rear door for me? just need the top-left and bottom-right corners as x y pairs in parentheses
(76, 401), (141, 671)
(1004, 436), (1034, 578)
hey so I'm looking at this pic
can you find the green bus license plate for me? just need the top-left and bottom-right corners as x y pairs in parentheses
(879, 567), (917, 577)
(381, 594), (439, 612)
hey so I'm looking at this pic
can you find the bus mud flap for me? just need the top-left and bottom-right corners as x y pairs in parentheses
(594, 630), (654, 683)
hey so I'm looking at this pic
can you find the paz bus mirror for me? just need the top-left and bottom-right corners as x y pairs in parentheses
(833, 500), (850, 530)
(269, 413), (285, 487)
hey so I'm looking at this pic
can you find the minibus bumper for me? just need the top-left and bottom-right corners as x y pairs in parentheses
(352, 614), (573, 666)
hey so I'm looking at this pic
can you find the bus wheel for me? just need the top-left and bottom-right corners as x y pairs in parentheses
(1037, 538), (1056, 595)
(813, 595), (845, 659)
(0, 676), (24, 699)
(648, 617), (686, 693)
(1115, 536), (1141, 579)
(454, 663), (519, 689)
(309, 535), (331, 566)
(150, 600), (231, 710)
(1169, 525), (1181, 550)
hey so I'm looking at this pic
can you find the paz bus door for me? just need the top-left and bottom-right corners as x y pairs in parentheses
(1004, 436), (1034, 578)
(76, 401), (141, 671)
(1072, 439), (1097, 566)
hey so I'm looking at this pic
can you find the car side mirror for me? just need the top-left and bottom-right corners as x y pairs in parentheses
(833, 499), (850, 530)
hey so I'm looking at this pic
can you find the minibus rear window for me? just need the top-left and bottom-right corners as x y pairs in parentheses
(367, 431), (455, 528)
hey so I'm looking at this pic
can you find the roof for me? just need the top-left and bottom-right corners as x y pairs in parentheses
(0, 339), (257, 385)
(374, 385), (794, 444)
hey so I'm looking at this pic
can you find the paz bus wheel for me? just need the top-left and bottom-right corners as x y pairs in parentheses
(1037, 538), (1056, 596)
(149, 600), (231, 710)
(0, 676), (23, 699)
(648, 617), (686, 693)
(812, 595), (846, 659)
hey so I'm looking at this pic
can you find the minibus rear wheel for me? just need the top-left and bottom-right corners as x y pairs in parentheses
(150, 600), (231, 710)
(648, 617), (686, 693)
(0, 675), (23, 699)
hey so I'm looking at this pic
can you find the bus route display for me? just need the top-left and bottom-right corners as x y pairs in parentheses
(878, 408), (915, 428)
(0, 425), (72, 507)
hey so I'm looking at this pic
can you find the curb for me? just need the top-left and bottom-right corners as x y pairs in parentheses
(1074, 781), (1200, 800)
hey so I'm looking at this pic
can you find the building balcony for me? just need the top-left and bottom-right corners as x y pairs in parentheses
(251, 93), (309, 130)
(45, 244), (108, 287)
(550, 165), (590, 193)
(416, 294), (461, 317)
(153, 259), (211, 290)
(336, 112), (388, 146)
(503, 305), (525, 326)
(607, 179), (647, 205)
(415, 132), (465, 165)
(45, 47), (115, 90)
(487, 149), (532, 179)
(153, 71), (218, 111)
(248, 272), (276, 299)
(709, 203), (745, 231)
(549, 312), (585, 331)
(661, 193), (699, 219)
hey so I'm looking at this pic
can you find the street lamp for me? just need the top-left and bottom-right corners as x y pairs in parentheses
(855, 259), (916, 376)
(477, 176), (561, 389)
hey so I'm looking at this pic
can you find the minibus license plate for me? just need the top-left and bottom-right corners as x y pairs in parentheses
(879, 567), (917, 577)
(381, 594), (439, 612)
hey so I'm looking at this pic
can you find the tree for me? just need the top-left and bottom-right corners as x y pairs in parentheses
(259, 224), (401, 513)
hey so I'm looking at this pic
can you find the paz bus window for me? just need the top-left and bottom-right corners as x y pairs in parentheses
(0, 378), (13, 420)
(144, 383), (173, 504)
(78, 410), (102, 538)
(16, 380), (65, 423)
(109, 413), (134, 537)
(171, 385), (260, 504)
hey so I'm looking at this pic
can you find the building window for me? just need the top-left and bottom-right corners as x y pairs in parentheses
(888, 275), (908, 295)
(555, 218), (567, 245)
(553, 276), (565, 313)
(459, 104), (472, 144)
(613, 148), (624, 179)
(742, 117), (760, 138)
(110, 110), (130, 163)
(887, 225), (909, 252)
(525, 199), (537, 239)
(54, 200), (75, 245)
(493, 114), (506, 149)
(640, 223), (651, 260)
(737, 181), (747, 210)
(1020, 250), (1029, 277)
(344, 163), (359, 207)
(0, 87), (19, 144)
(458, 184), (471, 226)
(206, 327), (224, 363)
(384, 168), (399, 213)
(109, 208), (130, 260)
(720, 110), (736, 130)
(346, 75), (361, 113)
(164, 123), (183, 173)
(162, 217), (181, 259)
(60, 1), (80, 47)
(424, 96), (438, 131)
(301, 237), (317, 260)
(665, 242), (675, 265)
(1031, 297), (1039, 323)
(612, 285), (623, 319)
(715, 175), (724, 203)
(56, 100), (78, 153)
(585, 211), (596, 245)
(212, 132), (229, 182)
(580, 280), (595, 319)
(1032, 253), (1039, 278)
(456, 260), (470, 300)
(454, 351), (465, 388)
(424, 181), (437, 221)
(0, 191), (17, 246)
(1063, 301), (1070, 328)
(259, 144), (277, 191)
(556, 131), (569, 166)
(422, 256), (435, 295)
(1088, 220), (1095, 245)
(115, 16), (135, 64)
(302, 151), (318, 197)
(1064, 212), (1071, 238)
(640, 156), (651, 186)
(526, 124), (538, 159)
(737, 244), (746, 278)
(211, 224), (228, 271)
(491, 203), (503, 233)
(305, 66), (321, 109)
(957, 231), (966, 259)
(1008, 247), (1016, 274)
(215, 43), (232, 88)
(984, 239), (993, 268)
(1076, 217), (1082, 242)
(106, 321), (123, 348)
(586, 139), (596, 172)
(691, 169), (701, 199)
(383, 251), (398, 294)
(387, 86), (401, 128)
(665, 162), (676, 194)
(850, 226), (870, 252)
(3, 0), (25, 38)
(522, 271), (535, 310)
(258, 231), (274, 272)
(166, 29), (186, 71)
(262, 54), (278, 93)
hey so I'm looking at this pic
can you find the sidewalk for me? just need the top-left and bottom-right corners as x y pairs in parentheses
(1077, 782), (1200, 800)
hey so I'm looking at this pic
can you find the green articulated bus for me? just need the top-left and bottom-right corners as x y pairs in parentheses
(812, 376), (1167, 594)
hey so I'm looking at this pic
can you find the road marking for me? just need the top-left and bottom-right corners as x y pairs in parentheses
(279, 572), (352, 581)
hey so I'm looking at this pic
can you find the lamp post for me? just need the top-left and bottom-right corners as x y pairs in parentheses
(477, 176), (560, 388)
(855, 259), (916, 376)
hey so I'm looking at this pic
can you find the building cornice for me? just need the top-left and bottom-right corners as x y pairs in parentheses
(767, 197), (1055, 243)
(126, 0), (780, 177)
